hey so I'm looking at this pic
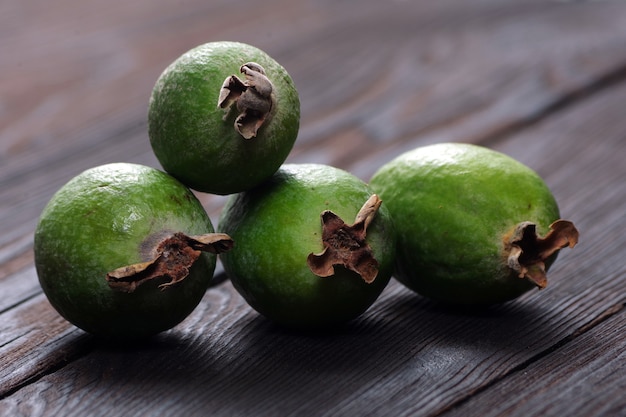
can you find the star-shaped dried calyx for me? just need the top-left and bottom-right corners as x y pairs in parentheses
(217, 62), (274, 139)
(106, 232), (234, 293)
(506, 220), (579, 288)
(307, 194), (383, 284)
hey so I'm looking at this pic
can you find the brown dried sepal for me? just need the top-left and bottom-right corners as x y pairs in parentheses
(307, 194), (382, 284)
(506, 220), (579, 288)
(217, 62), (274, 139)
(106, 232), (233, 293)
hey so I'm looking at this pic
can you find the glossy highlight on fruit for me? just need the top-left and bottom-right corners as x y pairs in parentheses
(218, 163), (397, 328)
(34, 163), (232, 340)
(148, 41), (300, 195)
(369, 143), (578, 306)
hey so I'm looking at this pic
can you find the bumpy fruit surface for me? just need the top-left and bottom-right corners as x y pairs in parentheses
(369, 143), (578, 306)
(34, 163), (231, 340)
(218, 164), (396, 328)
(148, 41), (300, 195)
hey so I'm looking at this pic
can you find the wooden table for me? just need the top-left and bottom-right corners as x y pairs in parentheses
(2, 1), (625, 416)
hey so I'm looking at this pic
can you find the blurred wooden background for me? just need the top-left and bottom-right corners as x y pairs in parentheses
(1, 0), (625, 416)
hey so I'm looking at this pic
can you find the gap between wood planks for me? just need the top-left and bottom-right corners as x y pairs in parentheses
(434, 301), (626, 416)
(0, 329), (97, 401)
(477, 61), (626, 149)
(294, 57), (626, 177)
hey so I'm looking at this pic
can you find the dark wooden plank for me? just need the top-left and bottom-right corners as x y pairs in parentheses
(0, 294), (93, 399)
(442, 305), (626, 417)
(0, 265), (38, 314)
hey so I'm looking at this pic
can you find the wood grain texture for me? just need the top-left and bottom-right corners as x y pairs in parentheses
(442, 306), (626, 417)
(1, 0), (626, 416)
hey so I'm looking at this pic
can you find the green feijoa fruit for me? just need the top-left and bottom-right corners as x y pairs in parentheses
(148, 41), (300, 195)
(218, 163), (396, 328)
(34, 163), (233, 341)
(369, 142), (579, 306)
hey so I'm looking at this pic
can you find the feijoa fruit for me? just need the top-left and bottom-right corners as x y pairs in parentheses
(218, 164), (396, 328)
(369, 143), (578, 306)
(34, 163), (232, 340)
(148, 41), (300, 195)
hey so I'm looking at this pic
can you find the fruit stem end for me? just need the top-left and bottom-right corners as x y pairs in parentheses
(217, 62), (275, 139)
(505, 220), (579, 288)
(307, 194), (382, 284)
(106, 232), (233, 293)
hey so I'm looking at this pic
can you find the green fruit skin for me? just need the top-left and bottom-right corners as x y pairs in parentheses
(149, 41), (300, 195)
(34, 163), (217, 340)
(218, 164), (396, 328)
(369, 143), (561, 306)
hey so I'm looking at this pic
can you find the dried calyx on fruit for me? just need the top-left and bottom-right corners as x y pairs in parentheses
(107, 232), (233, 293)
(218, 62), (275, 139)
(307, 194), (382, 284)
(505, 220), (579, 288)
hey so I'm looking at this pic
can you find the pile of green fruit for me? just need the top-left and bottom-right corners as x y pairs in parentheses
(34, 41), (578, 341)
